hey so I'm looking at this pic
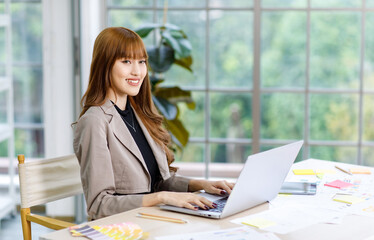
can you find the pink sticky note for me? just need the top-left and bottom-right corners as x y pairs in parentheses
(324, 180), (354, 189)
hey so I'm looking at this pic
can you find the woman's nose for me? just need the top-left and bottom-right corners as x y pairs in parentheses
(131, 63), (140, 75)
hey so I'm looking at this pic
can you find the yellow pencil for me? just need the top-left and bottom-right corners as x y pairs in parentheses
(335, 165), (352, 175)
(137, 212), (187, 224)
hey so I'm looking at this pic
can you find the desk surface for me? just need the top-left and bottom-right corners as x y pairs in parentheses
(40, 159), (374, 240)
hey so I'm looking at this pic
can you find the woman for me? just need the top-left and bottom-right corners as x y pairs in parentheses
(73, 27), (234, 220)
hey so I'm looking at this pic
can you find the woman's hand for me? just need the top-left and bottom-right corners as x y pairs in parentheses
(142, 191), (216, 210)
(188, 179), (235, 195)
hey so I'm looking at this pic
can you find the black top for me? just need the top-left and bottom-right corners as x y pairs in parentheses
(113, 100), (161, 192)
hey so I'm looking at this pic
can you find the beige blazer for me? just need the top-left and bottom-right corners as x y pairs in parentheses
(73, 99), (190, 220)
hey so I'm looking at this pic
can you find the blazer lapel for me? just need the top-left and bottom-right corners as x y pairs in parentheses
(100, 100), (146, 170)
(133, 107), (171, 180)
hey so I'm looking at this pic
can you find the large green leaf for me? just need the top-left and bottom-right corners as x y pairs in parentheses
(135, 23), (161, 38)
(163, 23), (181, 31)
(154, 87), (195, 108)
(147, 46), (175, 73)
(162, 31), (191, 59)
(152, 96), (177, 120)
(165, 118), (189, 147)
(174, 56), (193, 72)
(161, 31), (183, 57)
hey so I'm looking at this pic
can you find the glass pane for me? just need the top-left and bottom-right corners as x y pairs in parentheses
(0, 27), (5, 68)
(261, 12), (306, 88)
(363, 95), (374, 141)
(210, 0), (252, 8)
(174, 143), (205, 177)
(176, 143), (204, 163)
(363, 147), (374, 166)
(13, 66), (43, 123)
(210, 143), (250, 178)
(108, 10), (153, 32)
(178, 92), (204, 138)
(260, 144), (304, 162)
(210, 93), (252, 138)
(0, 140), (7, 157)
(210, 11), (253, 88)
(11, 2), (42, 63)
(309, 145), (357, 164)
(311, 0), (361, 8)
(310, 12), (360, 89)
(310, 94), (358, 141)
(107, 0), (152, 7)
(365, 13), (374, 90)
(15, 128), (44, 158)
(157, 0), (205, 8)
(261, 93), (305, 139)
(157, 10), (205, 87)
(0, 3), (4, 14)
(262, 0), (306, 8)
(0, 91), (7, 123)
(211, 143), (251, 163)
(368, 0), (374, 7)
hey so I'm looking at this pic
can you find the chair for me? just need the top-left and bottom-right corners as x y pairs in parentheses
(17, 154), (83, 240)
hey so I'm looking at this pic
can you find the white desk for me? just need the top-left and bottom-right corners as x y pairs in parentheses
(40, 159), (374, 240)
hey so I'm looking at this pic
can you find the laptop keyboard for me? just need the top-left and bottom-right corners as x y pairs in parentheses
(199, 197), (228, 212)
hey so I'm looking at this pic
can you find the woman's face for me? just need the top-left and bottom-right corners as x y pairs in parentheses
(110, 58), (147, 97)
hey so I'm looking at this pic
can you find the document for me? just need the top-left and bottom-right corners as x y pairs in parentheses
(155, 226), (281, 240)
(231, 204), (345, 234)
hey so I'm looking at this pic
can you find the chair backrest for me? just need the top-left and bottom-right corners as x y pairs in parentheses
(18, 154), (83, 240)
(18, 154), (83, 209)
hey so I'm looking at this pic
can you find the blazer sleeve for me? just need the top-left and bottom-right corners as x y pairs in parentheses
(155, 172), (190, 192)
(74, 113), (144, 220)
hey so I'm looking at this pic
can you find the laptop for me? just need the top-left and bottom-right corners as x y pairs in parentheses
(160, 140), (304, 219)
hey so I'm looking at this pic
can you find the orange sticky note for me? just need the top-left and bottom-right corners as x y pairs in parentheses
(316, 169), (336, 174)
(350, 168), (371, 174)
(293, 169), (315, 175)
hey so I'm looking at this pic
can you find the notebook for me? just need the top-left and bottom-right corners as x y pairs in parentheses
(160, 140), (304, 219)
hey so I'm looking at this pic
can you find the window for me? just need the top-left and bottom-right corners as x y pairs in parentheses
(0, 0), (43, 163)
(106, 0), (374, 178)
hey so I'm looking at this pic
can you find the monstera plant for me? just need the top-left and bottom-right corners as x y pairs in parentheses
(135, 23), (195, 149)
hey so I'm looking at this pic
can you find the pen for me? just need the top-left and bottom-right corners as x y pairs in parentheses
(335, 165), (352, 175)
(137, 212), (187, 224)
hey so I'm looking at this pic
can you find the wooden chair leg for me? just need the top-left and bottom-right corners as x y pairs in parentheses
(20, 208), (31, 240)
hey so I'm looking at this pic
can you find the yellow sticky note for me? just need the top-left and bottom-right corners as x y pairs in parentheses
(350, 168), (371, 174)
(316, 173), (324, 179)
(242, 218), (277, 229)
(316, 169), (336, 174)
(333, 194), (365, 204)
(293, 169), (315, 175)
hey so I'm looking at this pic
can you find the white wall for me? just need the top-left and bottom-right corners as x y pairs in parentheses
(43, 0), (75, 217)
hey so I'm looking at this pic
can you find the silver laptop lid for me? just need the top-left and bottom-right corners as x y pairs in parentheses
(220, 140), (303, 218)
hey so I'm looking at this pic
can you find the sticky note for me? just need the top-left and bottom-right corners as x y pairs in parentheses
(333, 194), (365, 204)
(241, 218), (277, 229)
(293, 169), (315, 175)
(324, 180), (354, 189)
(350, 168), (371, 174)
(316, 169), (336, 174)
(316, 173), (325, 179)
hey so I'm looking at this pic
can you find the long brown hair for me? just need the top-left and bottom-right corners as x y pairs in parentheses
(79, 27), (176, 171)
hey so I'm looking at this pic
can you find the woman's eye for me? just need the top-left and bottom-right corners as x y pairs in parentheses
(139, 60), (146, 64)
(122, 60), (130, 64)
